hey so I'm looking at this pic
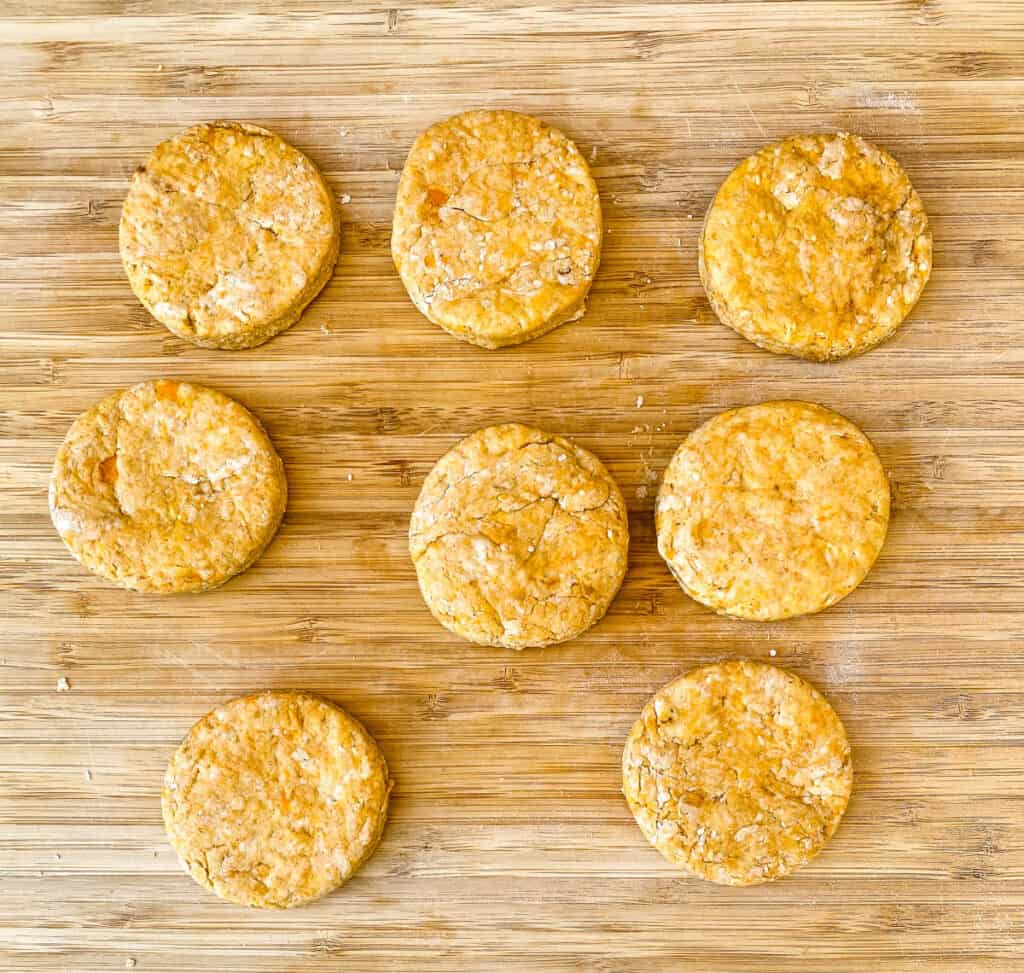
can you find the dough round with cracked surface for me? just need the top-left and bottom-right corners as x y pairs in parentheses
(49, 379), (286, 593)
(699, 132), (931, 361)
(120, 121), (339, 349)
(392, 110), (602, 348)
(409, 423), (628, 648)
(656, 401), (889, 621)
(622, 660), (852, 886)
(163, 691), (391, 909)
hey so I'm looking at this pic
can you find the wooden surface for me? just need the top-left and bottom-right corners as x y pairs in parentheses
(3, 2), (1024, 970)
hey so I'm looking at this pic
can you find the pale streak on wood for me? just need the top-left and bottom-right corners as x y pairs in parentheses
(2, 1), (1024, 970)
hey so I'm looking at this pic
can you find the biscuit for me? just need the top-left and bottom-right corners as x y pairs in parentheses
(49, 379), (286, 593)
(656, 401), (889, 621)
(409, 423), (628, 648)
(163, 691), (391, 909)
(622, 660), (852, 886)
(699, 132), (931, 361)
(120, 121), (339, 349)
(392, 110), (602, 348)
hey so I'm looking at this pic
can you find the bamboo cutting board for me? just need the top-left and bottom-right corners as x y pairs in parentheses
(2, 3), (1023, 970)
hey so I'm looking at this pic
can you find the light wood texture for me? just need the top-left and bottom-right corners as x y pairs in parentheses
(2, 2), (1023, 970)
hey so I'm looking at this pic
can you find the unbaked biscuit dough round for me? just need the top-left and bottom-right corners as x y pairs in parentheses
(409, 423), (628, 648)
(699, 132), (931, 361)
(391, 110), (602, 348)
(120, 121), (340, 350)
(622, 660), (852, 886)
(163, 691), (391, 909)
(49, 379), (286, 593)
(656, 401), (889, 621)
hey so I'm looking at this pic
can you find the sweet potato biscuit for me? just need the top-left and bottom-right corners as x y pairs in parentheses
(163, 691), (391, 909)
(656, 401), (889, 621)
(49, 379), (286, 593)
(622, 660), (852, 886)
(120, 121), (339, 349)
(699, 132), (931, 360)
(409, 423), (628, 648)
(392, 110), (602, 348)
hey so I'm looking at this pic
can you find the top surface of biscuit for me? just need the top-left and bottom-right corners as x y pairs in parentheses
(656, 400), (890, 620)
(119, 121), (339, 349)
(392, 110), (602, 348)
(409, 423), (628, 648)
(622, 660), (853, 886)
(162, 691), (391, 909)
(700, 132), (931, 361)
(49, 379), (286, 593)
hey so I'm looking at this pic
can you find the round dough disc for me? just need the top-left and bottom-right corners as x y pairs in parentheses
(392, 110), (602, 348)
(409, 423), (629, 648)
(656, 400), (889, 621)
(163, 691), (391, 909)
(622, 660), (853, 886)
(120, 121), (340, 349)
(699, 132), (931, 361)
(49, 379), (286, 593)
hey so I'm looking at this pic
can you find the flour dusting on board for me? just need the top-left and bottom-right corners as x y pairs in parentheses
(856, 90), (922, 114)
(824, 641), (866, 687)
